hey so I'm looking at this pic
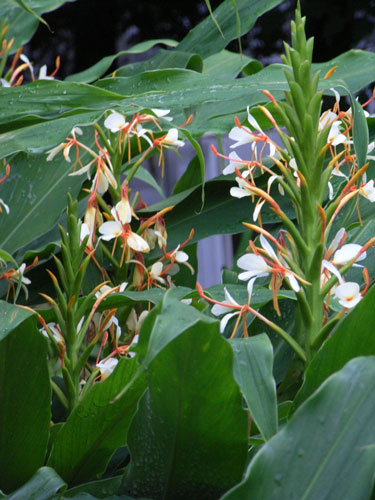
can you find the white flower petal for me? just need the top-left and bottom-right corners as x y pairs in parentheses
(333, 244), (366, 265)
(98, 221), (122, 241)
(334, 282), (362, 308)
(104, 111), (126, 132)
(220, 312), (239, 333)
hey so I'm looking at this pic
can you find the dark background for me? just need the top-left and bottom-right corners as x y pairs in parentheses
(25, 0), (375, 79)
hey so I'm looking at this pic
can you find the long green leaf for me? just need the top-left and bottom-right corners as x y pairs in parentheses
(5, 467), (66, 500)
(0, 303), (50, 493)
(1, 51), (374, 159)
(230, 335), (278, 440)
(222, 357), (375, 500)
(0, 150), (84, 254)
(177, 0), (283, 58)
(0, 0), (76, 53)
(47, 357), (147, 486)
(66, 40), (178, 83)
(123, 322), (248, 499)
(292, 285), (375, 411)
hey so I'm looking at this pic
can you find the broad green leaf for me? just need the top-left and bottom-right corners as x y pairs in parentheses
(0, 304), (50, 493)
(0, 0), (76, 53)
(134, 166), (165, 199)
(47, 357), (147, 485)
(0, 249), (17, 267)
(317, 50), (375, 97)
(0, 299), (33, 340)
(123, 324), (248, 500)
(292, 285), (375, 411)
(230, 335), (278, 440)
(334, 85), (369, 168)
(0, 111), (101, 160)
(177, 0), (283, 58)
(179, 128), (205, 205)
(137, 292), (218, 367)
(351, 96), (369, 168)
(204, 50), (262, 79)
(63, 476), (122, 499)
(0, 81), (124, 126)
(66, 40), (178, 83)
(5, 467), (66, 500)
(13, 0), (52, 30)
(150, 176), (294, 252)
(172, 156), (202, 194)
(115, 48), (203, 78)
(222, 357), (375, 500)
(1, 52), (374, 158)
(0, 150), (83, 254)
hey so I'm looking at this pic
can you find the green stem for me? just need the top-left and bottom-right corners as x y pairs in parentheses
(94, 123), (115, 156)
(51, 379), (69, 410)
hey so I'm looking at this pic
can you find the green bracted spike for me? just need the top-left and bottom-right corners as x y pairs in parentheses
(310, 70), (321, 98)
(60, 242), (75, 291)
(299, 61), (312, 99)
(289, 81), (308, 121)
(306, 37), (315, 65)
(290, 49), (302, 81)
(307, 90), (323, 127)
(53, 255), (69, 295)
(67, 213), (80, 265)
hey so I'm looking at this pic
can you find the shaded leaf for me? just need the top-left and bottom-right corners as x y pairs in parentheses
(222, 357), (375, 500)
(5, 467), (66, 500)
(230, 335), (278, 440)
(66, 40), (178, 83)
(123, 321), (248, 500)
(0, 304), (50, 492)
(47, 357), (147, 486)
(0, 150), (83, 254)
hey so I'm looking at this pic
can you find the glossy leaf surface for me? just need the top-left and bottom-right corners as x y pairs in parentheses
(230, 335), (278, 440)
(0, 303), (50, 493)
(48, 357), (147, 486)
(222, 357), (375, 500)
(124, 322), (248, 500)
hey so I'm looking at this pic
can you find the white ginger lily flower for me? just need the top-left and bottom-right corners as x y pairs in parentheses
(211, 288), (241, 333)
(332, 244), (367, 266)
(247, 108), (276, 157)
(223, 151), (249, 175)
(160, 128), (185, 148)
(38, 65), (54, 80)
(97, 358), (118, 380)
(229, 125), (255, 148)
(115, 197), (134, 225)
(0, 79), (11, 87)
(151, 108), (173, 121)
(150, 261), (165, 284)
(0, 198), (10, 214)
(104, 111), (127, 132)
(334, 282), (362, 308)
(126, 308), (149, 334)
(359, 180), (375, 202)
(237, 234), (301, 295)
(41, 322), (65, 344)
(99, 208), (150, 255)
(318, 110), (347, 146)
(230, 171), (252, 199)
(168, 246), (195, 275)
(46, 127), (83, 162)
